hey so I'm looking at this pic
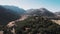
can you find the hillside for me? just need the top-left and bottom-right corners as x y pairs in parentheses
(55, 11), (60, 17)
(0, 5), (60, 34)
(0, 5), (26, 25)
(26, 8), (56, 17)
(15, 16), (60, 34)
(3, 5), (26, 15)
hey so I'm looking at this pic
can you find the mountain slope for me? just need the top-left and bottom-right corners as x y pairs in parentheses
(26, 8), (56, 17)
(55, 11), (60, 15)
(3, 5), (26, 15)
(0, 5), (25, 25)
(15, 16), (60, 34)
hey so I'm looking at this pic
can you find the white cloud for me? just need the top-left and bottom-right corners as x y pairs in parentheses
(0, 0), (20, 7)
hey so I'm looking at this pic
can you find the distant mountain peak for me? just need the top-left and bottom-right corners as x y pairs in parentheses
(26, 8), (56, 17)
(39, 8), (47, 11)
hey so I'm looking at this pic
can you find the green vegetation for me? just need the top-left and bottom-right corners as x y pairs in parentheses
(15, 16), (60, 34)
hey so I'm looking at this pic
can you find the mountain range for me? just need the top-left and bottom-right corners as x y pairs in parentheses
(0, 5), (59, 25)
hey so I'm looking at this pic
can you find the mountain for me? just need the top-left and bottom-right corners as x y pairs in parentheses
(2, 5), (26, 15)
(54, 11), (60, 18)
(16, 16), (60, 34)
(26, 8), (56, 17)
(55, 11), (60, 15)
(0, 5), (26, 25)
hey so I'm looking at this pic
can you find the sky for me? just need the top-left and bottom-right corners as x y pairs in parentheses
(0, 0), (60, 12)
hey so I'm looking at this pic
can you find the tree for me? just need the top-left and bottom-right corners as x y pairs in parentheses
(15, 16), (60, 34)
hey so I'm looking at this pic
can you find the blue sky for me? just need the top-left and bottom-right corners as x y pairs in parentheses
(0, 0), (60, 12)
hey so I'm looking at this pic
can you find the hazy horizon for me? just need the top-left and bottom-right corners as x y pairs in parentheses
(0, 0), (60, 12)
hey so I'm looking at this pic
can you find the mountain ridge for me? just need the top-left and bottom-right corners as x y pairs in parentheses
(0, 5), (26, 25)
(26, 8), (56, 17)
